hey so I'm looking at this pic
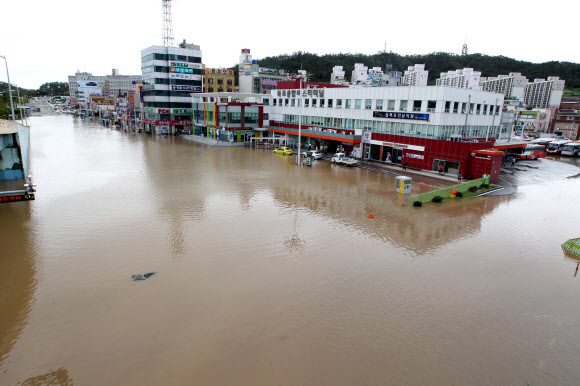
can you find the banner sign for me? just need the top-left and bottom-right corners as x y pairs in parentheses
(173, 109), (193, 114)
(373, 111), (429, 121)
(519, 111), (538, 116)
(276, 89), (325, 98)
(263, 80), (277, 86)
(405, 153), (424, 159)
(0, 194), (35, 204)
(171, 85), (201, 91)
(362, 131), (371, 143)
(205, 68), (234, 75)
(143, 119), (193, 125)
(78, 80), (99, 88)
(171, 67), (195, 74)
(170, 73), (195, 80)
(90, 96), (115, 105)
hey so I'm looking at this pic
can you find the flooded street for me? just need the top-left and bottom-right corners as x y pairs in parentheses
(2, 116), (580, 385)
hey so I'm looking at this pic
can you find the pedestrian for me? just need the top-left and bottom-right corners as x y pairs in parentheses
(402, 161), (408, 170)
(511, 157), (515, 167)
(386, 153), (391, 162)
(438, 164), (443, 175)
(458, 172), (462, 183)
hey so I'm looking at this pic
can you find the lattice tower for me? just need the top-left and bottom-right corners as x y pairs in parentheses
(162, 0), (175, 47)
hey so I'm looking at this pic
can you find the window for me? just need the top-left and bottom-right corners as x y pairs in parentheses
(482, 104), (487, 115)
(387, 100), (395, 110)
(208, 87), (213, 92)
(476, 104), (481, 114)
(305, 99), (310, 107)
(328, 99), (333, 108)
(273, 99), (277, 106)
(208, 79), (213, 84)
(376, 100), (383, 109)
(413, 100), (422, 111)
(311, 99), (316, 108)
(445, 101), (451, 113)
(453, 102), (458, 113)
(461, 103), (467, 114)
(228, 112), (241, 123)
(227, 88), (232, 92)
(263, 113), (269, 120)
(263, 99), (269, 106)
(244, 112), (259, 124)
(365, 99), (372, 109)
(427, 101), (436, 112)
(285, 99), (289, 106)
(346, 99), (351, 109)
(336, 99), (342, 108)
(291, 99), (295, 106)
(400, 100), (408, 111)
(469, 103), (474, 114)
(355, 99), (361, 109)
(227, 80), (232, 86)
(320, 99), (325, 107)
(218, 79), (223, 85)
(496, 106), (500, 115)
(279, 99), (282, 106)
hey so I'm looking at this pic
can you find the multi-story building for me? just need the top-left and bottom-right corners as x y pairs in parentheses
(68, 71), (107, 103)
(552, 99), (580, 140)
(523, 77), (565, 109)
(264, 83), (504, 180)
(330, 66), (347, 85)
(259, 68), (290, 94)
(238, 49), (290, 94)
(351, 63), (369, 84)
(436, 68), (481, 90)
(203, 66), (235, 93)
(140, 43), (203, 134)
(481, 73), (564, 109)
(402, 64), (428, 87)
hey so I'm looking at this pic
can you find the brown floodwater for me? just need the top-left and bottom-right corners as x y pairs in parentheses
(2, 116), (580, 385)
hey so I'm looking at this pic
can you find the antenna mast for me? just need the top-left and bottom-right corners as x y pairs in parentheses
(162, 0), (175, 47)
(462, 42), (468, 56)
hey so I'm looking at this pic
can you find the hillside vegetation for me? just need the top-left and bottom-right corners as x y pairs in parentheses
(256, 51), (580, 88)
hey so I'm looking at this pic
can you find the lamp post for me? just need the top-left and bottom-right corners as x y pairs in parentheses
(296, 77), (303, 164)
(0, 55), (16, 120)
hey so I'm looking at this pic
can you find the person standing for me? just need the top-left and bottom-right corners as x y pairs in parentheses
(438, 164), (444, 175)
(458, 172), (462, 183)
(402, 160), (408, 170)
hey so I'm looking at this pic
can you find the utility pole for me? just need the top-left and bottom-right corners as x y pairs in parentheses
(0, 55), (16, 120)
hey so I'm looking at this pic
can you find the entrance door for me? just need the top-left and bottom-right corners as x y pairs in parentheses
(364, 144), (370, 159)
(393, 148), (403, 164)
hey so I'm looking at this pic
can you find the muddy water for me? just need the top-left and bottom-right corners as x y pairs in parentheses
(2, 116), (580, 385)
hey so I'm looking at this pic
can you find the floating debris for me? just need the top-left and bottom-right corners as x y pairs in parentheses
(132, 272), (156, 281)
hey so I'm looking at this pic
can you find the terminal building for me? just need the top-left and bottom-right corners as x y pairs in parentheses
(264, 81), (504, 180)
(140, 42), (203, 134)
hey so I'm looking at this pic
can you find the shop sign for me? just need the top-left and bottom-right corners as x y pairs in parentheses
(263, 80), (277, 86)
(205, 68), (234, 75)
(405, 153), (424, 160)
(0, 194), (35, 204)
(142, 84), (155, 91)
(362, 131), (372, 143)
(369, 139), (425, 152)
(171, 67), (195, 74)
(144, 119), (193, 125)
(158, 108), (170, 114)
(144, 107), (155, 113)
(519, 111), (538, 116)
(276, 89), (325, 98)
(173, 108), (192, 114)
(171, 85), (201, 91)
(170, 73), (194, 80)
(373, 111), (429, 121)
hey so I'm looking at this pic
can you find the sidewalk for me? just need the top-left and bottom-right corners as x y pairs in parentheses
(357, 160), (459, 186)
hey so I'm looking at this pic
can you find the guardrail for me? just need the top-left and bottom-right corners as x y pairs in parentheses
(410, 176), (491, 206)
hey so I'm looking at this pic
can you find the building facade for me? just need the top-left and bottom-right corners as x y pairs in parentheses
(330, 66), (347, 85)
(203, 66), (235, 93)
(436, 68), (481, 90)
(480, 72), (528, 100)
(523, 77), (564, 109)
(402, 64), (428, 87)
(264, 85), (503, 179)
(140, 43), (203, 134)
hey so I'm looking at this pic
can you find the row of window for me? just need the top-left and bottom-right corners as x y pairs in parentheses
(142, 53), (202, 63)
(142, 102), (192, 108)
(143, 66), (203, 75)
(203, 78), (233, 85)
(142, 90), (194, 97)
(205, 87), (233, 93)
(144, 78), (202, 86)
(195, 111), (259, 124)
(265, 98), (501, 115)
(278, 114), (499, 140)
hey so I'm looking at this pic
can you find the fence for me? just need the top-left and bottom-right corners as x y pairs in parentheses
(410, 176), (491, 206)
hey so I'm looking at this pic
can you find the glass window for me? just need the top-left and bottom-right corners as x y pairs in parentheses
(263, 99), (269, 106)
(273, 99), (277, 106)
(305, 99), (309, 107)
(336, 99), (342, 108)
(320, 99), (325, 107)
(482, 104), (487, 115)
(476, 104), (481, 114)
(279, 99), (282, 106)
(400, 100), (408, 111)
(365, 99), (372, 109)
(462, 103), (467, 114)
(428, 101), (436, 112)
(413, 100), (422, 111)
(469, 103), (474, 114)
(388, 100), (395, 110)
(346, 99), (351, 109)
(227, 112), (241, 123)
(291, 99), (295, 107)
(453, 102), (458, 113)
(376, 100), (383, 109)
(328, 99), (333, 108)
(355, 99), (361, 109)
(496, 106), (500, 115)
(263, 113), (269, 120)
(285, 99), (289, 106)
(490, 105), (494, 115)
(445, 101), (451, 113)
(208, 78), (213, 84)
(217, 79), (223, 85)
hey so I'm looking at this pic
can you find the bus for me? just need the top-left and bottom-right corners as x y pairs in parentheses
(546, 140), (571, 155)
(510, 144), (546, 160)
(561, 141), (580, 157)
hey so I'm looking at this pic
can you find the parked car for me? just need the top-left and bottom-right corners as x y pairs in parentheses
(301, 150), (323, 159)
(331, 152), (358, 167)
(273, 147), (293, 155)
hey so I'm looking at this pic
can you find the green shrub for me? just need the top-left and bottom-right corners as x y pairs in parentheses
(468, 186), (477, 193)
(413, 201), (422, 207)
(455, 191), (463, 198)
(432, 196), (444, 203)
(481, 183), (490, 188)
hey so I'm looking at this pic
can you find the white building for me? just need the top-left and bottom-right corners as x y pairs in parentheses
(141, 43), (203, 134)
(402, 64), (428, 87)
(436, 68), (481, 90)
(351, 63), (369, 84)
(68, 71), (107, 102)
(523, 77), (565, 109)
(480, 72), (528, 102)
(68, 70), (141, 103)
(238, 48), (259, 94)
(330, 66), (347, 85)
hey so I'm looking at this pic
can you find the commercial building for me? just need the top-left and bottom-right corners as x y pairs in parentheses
(140, 43), (203, 134)
(330, 66), (347, 85)
(192, 92), (267, 142)
(264, 83), (504, 180)
(203, 66), (235, 93)
(67, 70), (142, 104)
(238, 49), (290, 94)
(259, 68), (290, 94)
(552, 100), (580, 140)
(402, 64), (428, 87)
(436, 68), (481, 90)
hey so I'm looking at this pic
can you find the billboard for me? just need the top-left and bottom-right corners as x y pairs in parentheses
(373, 111), (429, 121)
(90, 96), (115, 105)
(205, 68), (234, 75)
(241, 48), (250, 54)
(78, 80), (99, 88)
(171, 85), (201, 92)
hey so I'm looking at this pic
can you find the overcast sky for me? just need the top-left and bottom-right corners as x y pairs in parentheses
(1, 0), (576, 89)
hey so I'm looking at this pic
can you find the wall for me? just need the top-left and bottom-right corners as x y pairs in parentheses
(467, 152), (502, 181)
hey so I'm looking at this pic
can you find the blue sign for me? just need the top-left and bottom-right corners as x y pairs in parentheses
(171, 85), (201, 92)
(373, 111), (429, 121)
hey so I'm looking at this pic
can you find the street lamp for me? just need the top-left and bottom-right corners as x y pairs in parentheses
(0, 55), (16, 120)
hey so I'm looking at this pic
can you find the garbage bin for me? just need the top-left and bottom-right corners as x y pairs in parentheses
(395, 176), (412, 194)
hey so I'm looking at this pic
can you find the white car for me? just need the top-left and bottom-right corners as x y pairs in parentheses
(301, 150), (323, 159)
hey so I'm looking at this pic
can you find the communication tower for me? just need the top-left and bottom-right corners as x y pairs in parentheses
(162, 0), (175, 47)
(462, 42), (468, 56)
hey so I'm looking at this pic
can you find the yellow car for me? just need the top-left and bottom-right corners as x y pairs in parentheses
(273, 147), (293, 155)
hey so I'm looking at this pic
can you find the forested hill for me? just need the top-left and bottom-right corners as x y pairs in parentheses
(256, 52), (580, 88)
